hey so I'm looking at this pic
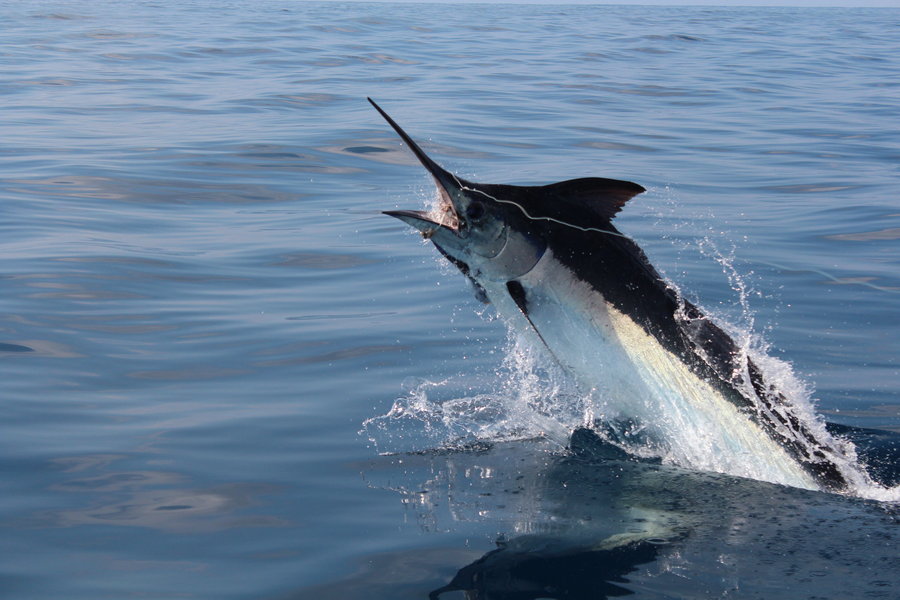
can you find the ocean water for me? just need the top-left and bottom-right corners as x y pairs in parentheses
(2, 1), (899, 598)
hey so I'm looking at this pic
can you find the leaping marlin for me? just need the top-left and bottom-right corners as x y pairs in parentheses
(370, 98), (856, 493)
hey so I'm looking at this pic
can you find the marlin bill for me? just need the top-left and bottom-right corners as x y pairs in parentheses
(370, 97), (863, 493)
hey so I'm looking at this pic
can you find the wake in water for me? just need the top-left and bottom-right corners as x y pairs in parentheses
(366, 235), (900, 503)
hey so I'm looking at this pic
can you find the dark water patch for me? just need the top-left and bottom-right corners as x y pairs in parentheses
(208, 145), (344, 174)
(328, 124), (498, 162)
(0, 342), (34, 353)
(823, 405), (900, 433)
(431, 539), (661, 599)
(321, 139), (440, 166)
(286, 547), (486, 600)
(824, 424), (900, 486)
(0, 340), (83, 359)
(345, 146), (390, 154)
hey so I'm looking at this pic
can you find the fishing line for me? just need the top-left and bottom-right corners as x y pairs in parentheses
(455, 178), (899, 296)
(455, 178), (634, 241)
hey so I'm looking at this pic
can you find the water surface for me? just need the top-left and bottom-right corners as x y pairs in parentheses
(1, 2), (898, 598)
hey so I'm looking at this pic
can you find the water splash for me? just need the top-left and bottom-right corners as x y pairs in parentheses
(370, 198), (899, 501)
(366, 308), (899, 500)
(679, 240), (898, 501)
(363, 333), (579, 455)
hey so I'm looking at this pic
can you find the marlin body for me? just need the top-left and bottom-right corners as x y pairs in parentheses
(370, 98), (856, 493)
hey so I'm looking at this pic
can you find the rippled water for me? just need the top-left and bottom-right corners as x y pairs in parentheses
(2, 2), (899, 598)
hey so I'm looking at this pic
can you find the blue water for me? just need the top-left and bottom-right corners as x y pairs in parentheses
(2, 2), (899, 598)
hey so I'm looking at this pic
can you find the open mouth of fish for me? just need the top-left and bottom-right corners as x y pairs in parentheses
(427, 184), (460, 232)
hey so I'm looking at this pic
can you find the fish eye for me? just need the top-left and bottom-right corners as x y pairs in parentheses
(466, 201), (485, 222)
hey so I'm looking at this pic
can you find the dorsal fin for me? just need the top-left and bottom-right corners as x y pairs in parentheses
(540, 177), (645, 221)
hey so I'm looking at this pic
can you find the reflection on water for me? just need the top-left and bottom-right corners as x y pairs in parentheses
(0, 343), (35, 353)
(827, 228), (900, 242)
(431, 539), (661, 600)
(0, 339), (82, 358)
(41, 454), (283, 533)
(362, 432), (900, 600)
(2, 1), (899, 598)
